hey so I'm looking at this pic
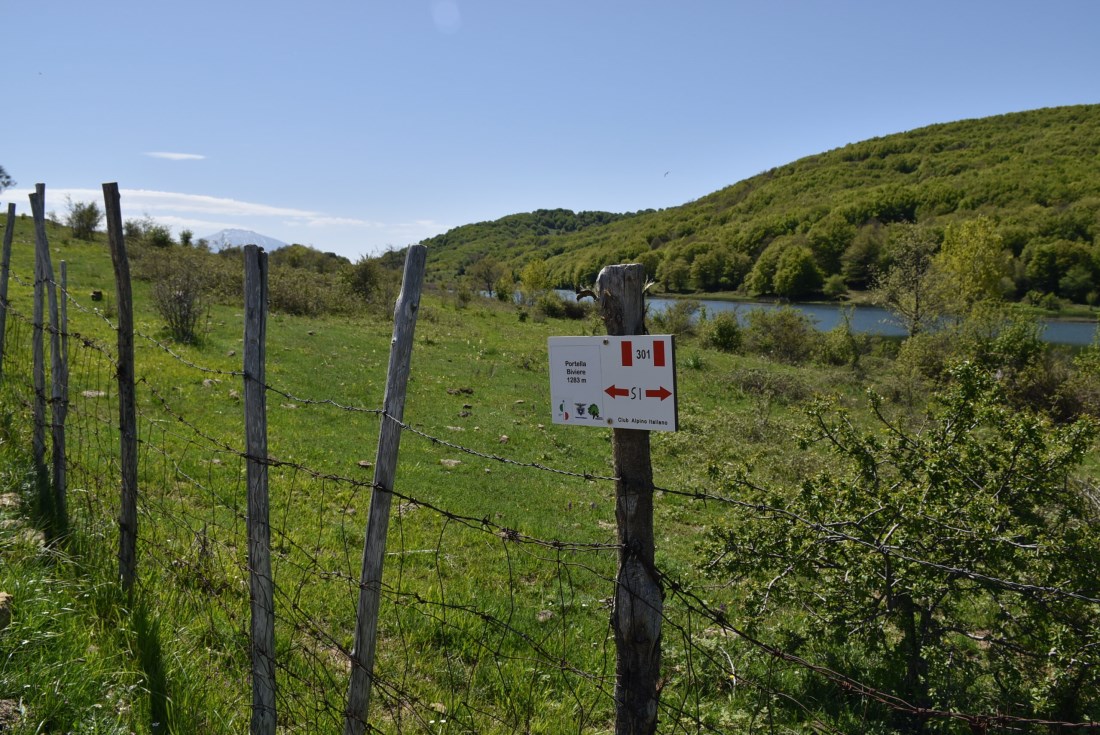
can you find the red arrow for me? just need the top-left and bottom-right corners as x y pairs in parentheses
(645, 386), (672, 401)
(604, 385), (630, 399)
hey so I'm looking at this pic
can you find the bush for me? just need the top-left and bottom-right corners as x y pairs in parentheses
(269, 267), (349, 316)
(345, 256), (381, 302)
(817, 319), (869, 367)
(649, 299), (699, 336)
(147, 250), (209, 342)
(700, 311), (741, 352)
(822, 273), (848, 300)
(66, 198), (103, 241)
(534, 292), (565, 319)
(743, 307), (819, 364)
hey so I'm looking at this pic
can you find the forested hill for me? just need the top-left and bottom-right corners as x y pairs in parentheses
(422, 104), (1100, 305)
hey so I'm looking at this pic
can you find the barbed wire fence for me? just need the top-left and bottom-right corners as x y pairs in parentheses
(1, 203), (1099, 733)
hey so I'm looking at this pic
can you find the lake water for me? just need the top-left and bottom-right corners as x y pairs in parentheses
(558, 292), (1098, 346)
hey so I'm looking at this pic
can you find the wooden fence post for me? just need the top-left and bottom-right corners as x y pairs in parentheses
(103, 183), (139, 592)
(29, 187), (49, 501)
(0, 202), (15, 383)
(29, 190), (68, 534)
(596, 263), (663, 735)
(243, 244), (276, 734)
(46, 249), (66, 534)
(344, 243), (427, 735)
(60, 262), (69, 389)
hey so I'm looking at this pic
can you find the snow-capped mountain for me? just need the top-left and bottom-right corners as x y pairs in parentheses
(200, 228), (288, 251)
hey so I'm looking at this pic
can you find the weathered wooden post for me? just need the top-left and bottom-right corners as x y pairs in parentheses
(29, 188), (49, 501)
(344, 243), (427, 735)
(243, 244), (276, 735)
(596, 263), (663, 735)
(0, 202), (15, 383)
(103, 183), (139, 592)
(46, 251), (66, 534)
(60, 262), (69, 388)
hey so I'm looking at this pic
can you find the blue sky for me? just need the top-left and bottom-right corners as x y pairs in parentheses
(4, 1), (1099, 260)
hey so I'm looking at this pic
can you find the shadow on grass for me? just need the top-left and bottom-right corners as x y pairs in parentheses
(133, 599), (172, 733)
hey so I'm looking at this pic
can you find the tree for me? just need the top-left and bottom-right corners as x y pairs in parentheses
(148, 249), (209, 342)
(0, 165), (13, 192)
(467, 256), (505, 297)
(519, 259), (551, 303)
(841, 221), (886, 289)
(807, 213), (856, 274)
(656, 256), (690, 292)
(871, 229), (948, 336)
(937, 215), (1007, 308)
(344, 255), (382, 302)
(772, 245), (823, 298)
(65, 197), (103, 240)
(704, 364), (1100, 730)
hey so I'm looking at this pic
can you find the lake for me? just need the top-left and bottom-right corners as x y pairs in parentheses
(559, 292), (1098, 346)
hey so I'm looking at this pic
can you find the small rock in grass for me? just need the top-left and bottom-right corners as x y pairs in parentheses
(440, 459), (462, 469)
(498, 435), (509, 444)
(0, 592), (12, 631)
(81, 390), (107, 398)
(357, 460), (373, 469)
(537, 609), (554, 623)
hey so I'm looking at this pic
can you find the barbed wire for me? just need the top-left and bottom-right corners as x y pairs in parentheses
(4, 261), (1099, 732)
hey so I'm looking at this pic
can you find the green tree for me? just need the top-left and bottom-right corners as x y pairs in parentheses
(0, 165), (13, 192)
(519, 259), (552, 303)
(807, 213), (855, 273)
(744, 238), (792, 295)
(937, 215), (1007, 308)
(772, 245), (823, 298)
(65, 197), (103, 240)
(344, 255), (382, 302)
(704, 364), (1100, 730)
(840, 221), (886, 289)
(871, 229), (947, 336)
(467, 256), (505, 297)
(656, 256), (690, 292)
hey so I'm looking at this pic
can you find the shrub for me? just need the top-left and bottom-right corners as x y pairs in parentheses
(65, 198), (103, 241)
(700, 311), (741, 352)
(147, 250), (209, 342)
(269, 267), (348, 316)
(649, 299), (699, 336)
(822, 273), (848, 300)
(534, 292), (565, 319)
(344, 256), (382, 303)
(743, 307), (819, 364)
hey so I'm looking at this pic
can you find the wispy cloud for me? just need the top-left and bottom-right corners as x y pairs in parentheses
(0, 186), (447, 258)
(145, 152), (206, 161)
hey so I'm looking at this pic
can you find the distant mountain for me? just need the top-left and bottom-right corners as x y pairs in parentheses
(200, 228), (288, 251)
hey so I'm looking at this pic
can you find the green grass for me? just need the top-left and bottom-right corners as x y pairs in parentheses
(0, 214), (1097, 733)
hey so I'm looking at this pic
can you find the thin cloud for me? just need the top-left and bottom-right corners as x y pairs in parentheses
(304, 216), (376, 228)
(120, 190), (318, 218)
(145, 152), (206, 161)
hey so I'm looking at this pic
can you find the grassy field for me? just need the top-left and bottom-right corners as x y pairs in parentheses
(0, 215), (1097, 733)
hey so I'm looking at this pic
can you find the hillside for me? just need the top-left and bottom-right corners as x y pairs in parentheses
(422, 104), (1100, 304)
